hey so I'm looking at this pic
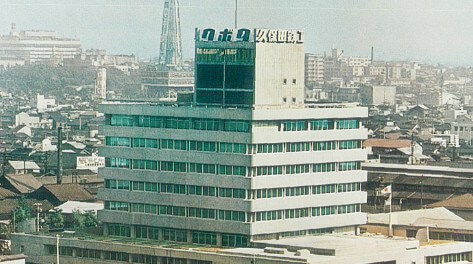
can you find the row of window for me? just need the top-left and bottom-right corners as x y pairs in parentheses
(283, 119), (359, 131)
(255, 204), (361, 221)
(426, 252), (471, 264)
(105, 158), (246, 176)
(105, 158), (362, 176)
(105, 179), (361, 199)
(105, 136), (362, 153)
(257, 183), (361, 198)
(46, 244), (211, 264)
(121, 224), (247, 247)
(105, 202), (246, 222)
(108, 114), (250, 132)
(105, 202), (361, 222)
(108, 114), (360, 133)
(255, 161), (362, 176)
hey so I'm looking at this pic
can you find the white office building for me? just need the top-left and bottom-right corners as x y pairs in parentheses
(97, 28), (368, 247)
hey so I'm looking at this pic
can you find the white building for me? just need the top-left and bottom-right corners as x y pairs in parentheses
(77, 155), (105, 173)
(98, 28), (367, 246)
(0, 24), (82, 64)
(305, 53), (324, 87)
(15, 112), (39, 127)
(35, 94), (56, 113)
(95, 67), (107, 99)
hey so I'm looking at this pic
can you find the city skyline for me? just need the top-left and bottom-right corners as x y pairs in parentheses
(2, 0), (473, 65)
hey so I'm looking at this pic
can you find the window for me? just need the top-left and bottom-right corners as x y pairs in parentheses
(192, 231), (217, 245)
(190, 141), (217, 152)
(284, 121), (307, 131)
(223, 120), (250, 132)
(106, 157), (130, 169)
(108, 224), (131, 237)
(313, 141), (335, 151)
(189, 163), (216, 174)
(222, 234), (248, 247)
(256, 143), (283, 153)
(283, 78), (287, 85)
(188, 185), (216, 196)
(161, 139), (187, 150)
(188, 207), (216, 219)
(313, 162), (336, 173)
(160, 183), (186, 194)
(292, 97), (296, 103)
(160, 161), (187, 172)
(219, 142), (246, 153)
(283, 97), (287, 103)
(285, 164), (310, 174)
(255, 210), (283, 221)
(338, 204), (360, 214)
(110, 115), (134, 126)
(338, 161), (361, 171)
(218, 188), (245, 198)
(218, 210), (245, 222)
(286, 142), (310, 152)
(339, 140), (361, 150)
(193, 118), (222, 131)
(337, 119), (359, 129)
(292, 79), (297, 84)
(255, 166), (283, 176)
(106, 136), (130, 147)
(313, 184), (336, 194)
(256, 188), (283, 198)
(286, 186), (310, 196)
(163, 228), (187, 242)
(312, 206), (336, 216)
(285, 208), (309, 219)
(310, 119), (334, 130)
(338, 182), (361, 192)
(218, 165), (246, 176)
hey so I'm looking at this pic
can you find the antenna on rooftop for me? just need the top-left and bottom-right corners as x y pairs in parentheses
(235, 0), (238, 28)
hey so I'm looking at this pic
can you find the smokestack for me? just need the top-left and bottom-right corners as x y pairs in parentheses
(371, 47), (374, 63)
(57, 127), (63, 184)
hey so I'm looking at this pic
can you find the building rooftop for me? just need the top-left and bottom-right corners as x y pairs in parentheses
(364, 138), (412, 149)
(53, 200), (103, 214)
(367, 207), (464, 226)
(428, 193), (473, 209)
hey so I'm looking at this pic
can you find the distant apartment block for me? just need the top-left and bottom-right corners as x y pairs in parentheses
(0, 23), (82, 65)
(304, 53), (324, 88)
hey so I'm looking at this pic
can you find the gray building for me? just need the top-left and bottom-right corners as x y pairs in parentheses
(98, 28), (368, 247)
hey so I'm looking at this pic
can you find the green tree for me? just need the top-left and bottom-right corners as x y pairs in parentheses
(83, 212), (99, 227)
(11, 196), (31, 226)
(72, 210), (85, 229)
(48, 209), (64, 229)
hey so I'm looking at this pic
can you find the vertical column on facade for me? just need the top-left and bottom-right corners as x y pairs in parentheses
(158, 228), (164, 241)
(130, 225), (136, 239)
(216, 232), (222, 247)
(103, 222), (109, 236)
(187, 230), (193, 243)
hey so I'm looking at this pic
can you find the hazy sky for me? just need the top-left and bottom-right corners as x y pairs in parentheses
(2, 0), (473, 65)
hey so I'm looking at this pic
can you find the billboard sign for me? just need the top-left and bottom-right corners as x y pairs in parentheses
(196, 28), (304, 44)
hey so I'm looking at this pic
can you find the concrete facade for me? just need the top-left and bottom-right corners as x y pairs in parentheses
(11, 233), (473, 264)
(97, 28), (368, 247)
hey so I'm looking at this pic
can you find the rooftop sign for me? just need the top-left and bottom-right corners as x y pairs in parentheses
(196, 28), (304, 44)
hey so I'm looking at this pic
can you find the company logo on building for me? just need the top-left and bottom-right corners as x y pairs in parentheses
(196, 28), (304, 44)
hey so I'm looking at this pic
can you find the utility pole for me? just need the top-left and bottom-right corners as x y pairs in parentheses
(420, 174), (424, 209)
(56, 234), (60, 264)
(34, 203), (42, 233)
(57, 126), (63, 184)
